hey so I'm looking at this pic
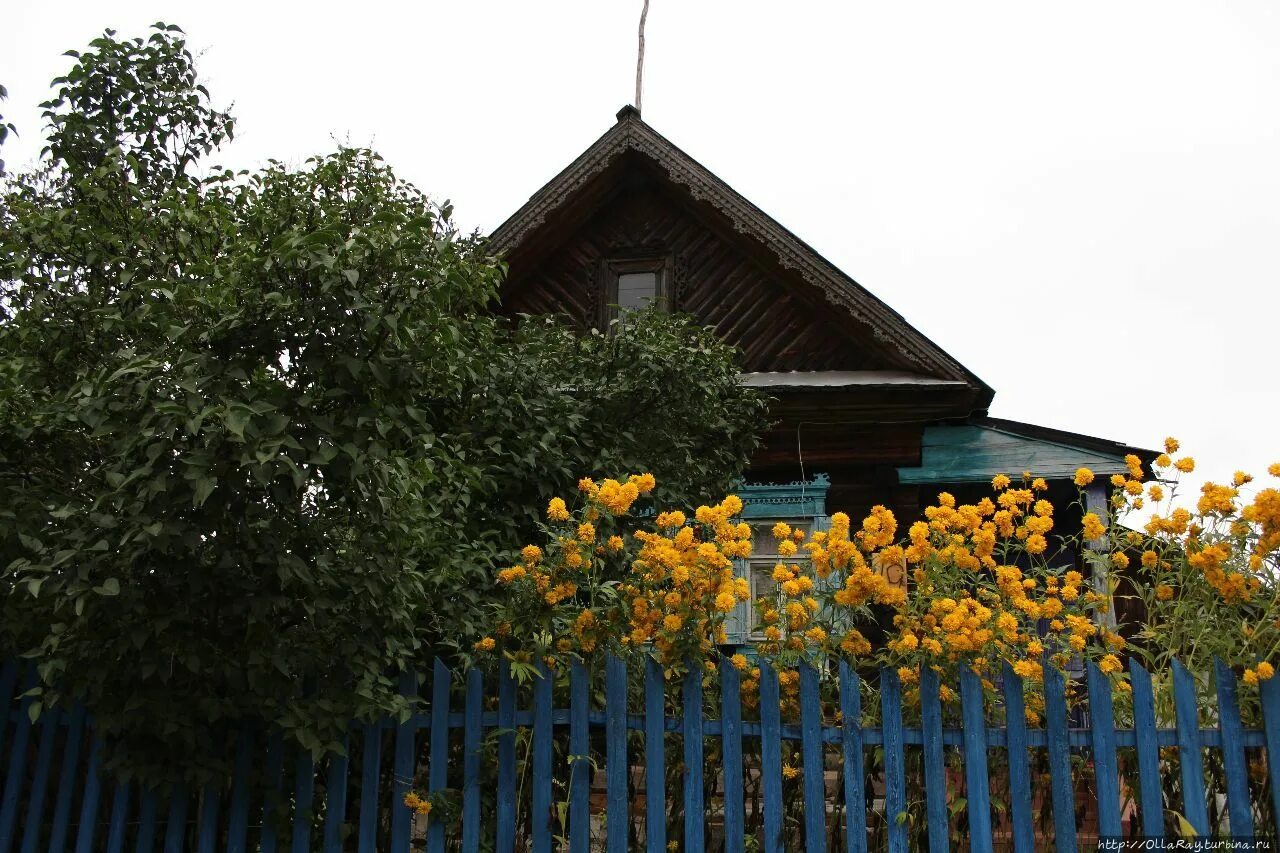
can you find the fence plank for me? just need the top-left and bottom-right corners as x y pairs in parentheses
(291, 749), (316, 853)
(134, 789), (158, 853)
(683, 662), (705, 853)
(919, 667), (947, 853)
(759, 662), (783, 853)
(323, 732), (350, 853)
(799, 663), (825, 853)
(357, 722), (382, 853)
(605, 655), (627, 853)
(429, 659), (451, 853)
(839, 662), (866, 853)
(391, 671), (417, 853)
(0, 667), (38, 853)
(644, 656), (666, 853)
(720, 658), (744, 853)
(495, 662), (515, 853)
(162, 786), (188, 853)
(1128, 660), (1163, 838)
(1260, 672), (1280, 835)
(880, 667), (907, 853)
(568, 662), (589, 853)
(1172, 658), (1209, 836)
(197, 783), (221, 853)
(1086, 662), (1121, 837)
(19, 707), (59, 853)
(1214, 658), (1253, 837)
(72, 739), (104, 853)
(1042, 662), (1075, 852)
(959, 667), (993, 853)
(225, 727), (254, 853)
(1001, 664), (1033, 853)
(104, 782), (131, 853)
(48, 705), (87, 853)
(531, 662), (553, 853)
(260, 731), (285, 853)
(462, 667), (483, 853)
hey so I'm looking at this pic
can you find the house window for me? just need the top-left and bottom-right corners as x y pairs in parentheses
(602, 256), (670, 324)
(747, 520), (812, 637)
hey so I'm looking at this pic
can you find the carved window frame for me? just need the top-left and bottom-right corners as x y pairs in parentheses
(599, 254), (673, 327)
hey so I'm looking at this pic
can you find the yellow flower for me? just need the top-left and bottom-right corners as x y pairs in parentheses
(1244, 669), (1259, 686)
(1174, 457), (1195, 473)
(576, 522), (596, 542)
(714, 592), (737, 613)
(731, 653), (749, 672)
(992, 474), (1012, 490)
(1082, 513), (1106, 540)
(782, 764), (800, 780)
(497, 566), (526, 584)
(521, 545), (542, 565)
(1270, 463), (1280, 477)
(1111, 552), (1130, 569)
(1074, 468), (1095, 487)
(547, 497), (570, 521)
(662, 614), (683, 632)
(1155, 584), (1174, 601)
(1164, 437), (1180, 454)
(607, 535), (624, 552)
(1148, 484), (1164, 502)
(1258, 662), (1276, 680)
(474, 637), (496, 652)
(1098, 654), (1123, 675)
(1155, 454), (1172, 468)
(1031, 478), (1048, 492)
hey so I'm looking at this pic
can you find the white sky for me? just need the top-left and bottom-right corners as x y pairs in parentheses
(5, 1), (1279, 506)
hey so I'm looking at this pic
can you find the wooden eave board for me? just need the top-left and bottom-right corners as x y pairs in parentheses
(896, 424), (1131, 485)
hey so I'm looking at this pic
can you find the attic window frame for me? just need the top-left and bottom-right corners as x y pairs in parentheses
(600, 255), (672, 326)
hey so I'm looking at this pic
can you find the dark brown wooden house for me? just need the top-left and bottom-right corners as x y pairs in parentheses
(490, 106), (1152, 640)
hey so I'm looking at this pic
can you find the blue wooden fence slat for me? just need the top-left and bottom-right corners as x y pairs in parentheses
(322, 732), (350, 853)
(531, 662), (553, 853)
(1042, 662), (1075, 852)
(48, 705), (86, 853)
(197, 783), (221, 853)
(19, 708), (59, 853)
(72, 739), (104, 853)
(799, 663), (825, 853)
(1261, 672), (1280, 837)
(291, 749), (316, 853)
(959, 667), (993, 853)
(1086, 662), (1121, 837)
(644, 657), (665, 853)
(1128, 660), (1163, 838)
(568, 662), (589, 853)
(0, 668), (38, 853)
(391, 670), (417, 853)
(1172, 658), (1210, 836)
(134, 789), (158, 853)
(759, 662), (783, 853)
(260, 731), (285, 853)
(720, 658), (744, 853)
(605, 655), (627, 853)
(162, 785), (189, 853)
(357, 722), (382, 853)
(838, 663), (866, 853)
(1001, 664), (1033, 853)
(1214, 658), (1253, 837)
(104, 782), (131, 853)
(880, 667), (907, 853)
(919, 667), (947, 853)
(429, 659), (451, 853)
(462, 668), (483, 853)
(225, 727), (253, 853)
(495, 661), (515, 853)
(683, 661), (705, 853)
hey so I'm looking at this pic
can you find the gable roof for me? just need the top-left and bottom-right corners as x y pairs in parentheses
(490, 106), (992, 405)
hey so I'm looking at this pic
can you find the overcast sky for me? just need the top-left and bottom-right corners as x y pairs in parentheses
(4, 1), (1278, 506)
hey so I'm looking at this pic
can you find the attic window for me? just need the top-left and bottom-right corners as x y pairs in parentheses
(602, 256), (670, 324)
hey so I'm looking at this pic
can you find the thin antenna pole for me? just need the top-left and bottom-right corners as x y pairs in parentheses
(635, 0), (650, 113)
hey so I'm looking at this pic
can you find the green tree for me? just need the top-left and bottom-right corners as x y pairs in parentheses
(0, 25), (767, 782)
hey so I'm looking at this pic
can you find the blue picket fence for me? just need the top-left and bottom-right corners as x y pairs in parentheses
(1, 653), (1278, 851)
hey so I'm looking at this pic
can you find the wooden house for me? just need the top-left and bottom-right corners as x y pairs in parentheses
(490, 106), (1152, 640)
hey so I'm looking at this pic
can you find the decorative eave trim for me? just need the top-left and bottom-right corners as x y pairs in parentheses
(489, 109), (991, 395)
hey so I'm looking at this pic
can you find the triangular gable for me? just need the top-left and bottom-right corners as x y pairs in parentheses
(490, 106), (991, 400)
